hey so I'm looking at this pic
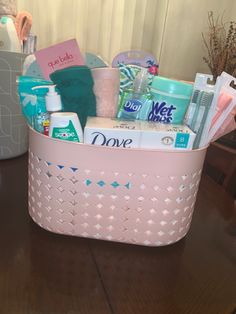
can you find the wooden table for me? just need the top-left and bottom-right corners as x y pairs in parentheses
(204, 141), (236, 197)
(0, 153), (236, 314)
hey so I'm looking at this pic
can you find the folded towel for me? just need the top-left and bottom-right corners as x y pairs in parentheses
(50, 66), (96, 129)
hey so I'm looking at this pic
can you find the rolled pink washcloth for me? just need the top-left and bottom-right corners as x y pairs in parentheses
(92, 67), (120, 118)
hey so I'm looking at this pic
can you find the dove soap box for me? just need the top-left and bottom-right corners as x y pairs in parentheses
(84, 117), (141, 148)
(140, 122), (196, 150)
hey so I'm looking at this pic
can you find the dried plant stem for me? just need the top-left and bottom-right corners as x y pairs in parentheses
(202, 11), (236, 81)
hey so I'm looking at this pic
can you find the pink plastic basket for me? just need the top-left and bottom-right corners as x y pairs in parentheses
(28, 127), (207, 246)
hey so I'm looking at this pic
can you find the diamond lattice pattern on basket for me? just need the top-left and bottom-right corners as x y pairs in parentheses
(28, 151), (202, 246)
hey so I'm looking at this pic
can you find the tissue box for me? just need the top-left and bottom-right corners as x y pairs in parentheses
(84, 117), (140, 148)
(140, 122), (196, 150)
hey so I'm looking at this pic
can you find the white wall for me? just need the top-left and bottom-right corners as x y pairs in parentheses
(17, 0), (236, 81)
(159, 0), (236, 80)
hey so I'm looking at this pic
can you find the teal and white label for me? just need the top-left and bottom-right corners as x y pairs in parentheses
(52, 120), (80, 142)
(175, 133), (189, 148)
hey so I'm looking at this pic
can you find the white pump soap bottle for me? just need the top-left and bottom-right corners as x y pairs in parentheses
(32, 85), (62, 135)
(44, 85), (63, 112)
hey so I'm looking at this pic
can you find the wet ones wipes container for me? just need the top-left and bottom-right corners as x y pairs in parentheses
(149, 76), (193, 124)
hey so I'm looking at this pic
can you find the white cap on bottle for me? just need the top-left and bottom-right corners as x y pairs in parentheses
(45, 85), (62, 112)
(32, 85), (62, 112)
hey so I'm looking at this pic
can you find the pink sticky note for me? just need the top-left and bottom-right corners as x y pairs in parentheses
(35, 39), (85, 80)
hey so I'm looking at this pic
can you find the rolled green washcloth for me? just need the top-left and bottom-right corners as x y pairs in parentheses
(50, 65), (96, 129)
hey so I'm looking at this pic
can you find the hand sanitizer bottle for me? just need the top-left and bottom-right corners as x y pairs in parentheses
(117, 68), (152, 120)
(32, 85), (62, 135)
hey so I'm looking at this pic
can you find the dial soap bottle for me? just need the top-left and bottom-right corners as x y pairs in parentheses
(117, 68), (152, 120)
